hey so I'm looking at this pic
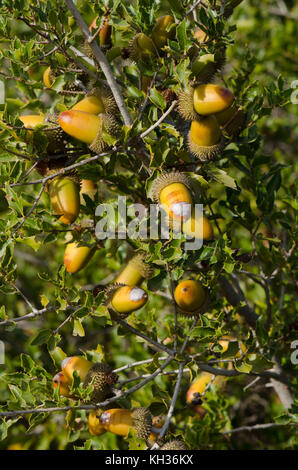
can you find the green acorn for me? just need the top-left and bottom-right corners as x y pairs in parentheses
(129, 33), (157, 62)
(83, 362), (118, 404)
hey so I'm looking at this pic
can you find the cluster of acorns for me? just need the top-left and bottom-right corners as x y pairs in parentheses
(17, 4), (246, 448)
(52, 355), (188, 449)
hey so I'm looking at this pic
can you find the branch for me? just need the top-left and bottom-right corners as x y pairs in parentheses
(140, 101), (177, 139)
(223, 422), (297, 435)
(63, 0), (132, 127)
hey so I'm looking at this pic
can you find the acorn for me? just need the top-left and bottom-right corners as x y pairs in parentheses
(186, 372), (214, 405)
(193, 84), (234, 116)
(64, 242), (96, 274)
(215, 103), (246, 137)
(175, 210), (213, 240)
(72, 87), (117, 116)
(129, 33), (156, 62)
(80, 179), (98, 204)
(149, 172), (193, 222)
(188, 116), (224, 162)
(83, 362), (118, 404)
(148, 415), (166, 446)
(88, 409), (107, 436)
(62, 356), (93, 382)
(43, 66), (56, 88)
(151, 15), (175, 50)
(48, 175), (80, 225)
(191, 54), (217, 83)
(104, 284), (148, 318)
(58, 110), (118, 153)
(178, 84), (234, 121)
(174, 279), (208, 315)
(99, 407), (152, 439)
(52, 371), (73, 398)
(19, 113), (66, 154)
(115, 252), (154, 286)
(160, 440), (189, 450)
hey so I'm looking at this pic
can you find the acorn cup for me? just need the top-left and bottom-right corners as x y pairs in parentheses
(58, 110), (118, 153)
(148, 172), (194, 222)
(88, 409), (107, 436)
(151, 15), (175, 50)
(178, 84), (234, 121)
(19, 113), (66, 154)
(99, 407), (152, 439)
(174, 279), (208, 317)
(83, 362), (118, 404)
(104, 283), (148, 319)
(64, 242), (96, 274)
(129, 33), (157, 62)
(47, 175), (80, 225)
(160, 440), (189, 450)
(188, 115), (225, 162)
(72, 87), (117, 116)
(115, 252), (154, 286)
(191, 54), (217, 83)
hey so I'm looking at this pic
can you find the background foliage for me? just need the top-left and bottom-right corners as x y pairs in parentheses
(0, 0), (297, 450)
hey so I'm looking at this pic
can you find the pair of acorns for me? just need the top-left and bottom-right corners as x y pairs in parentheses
(52, 356), (118, 403)
(178, 83), (246, 162)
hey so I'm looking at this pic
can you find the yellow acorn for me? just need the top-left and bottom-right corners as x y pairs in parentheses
(188, 116), (224, 162)
(61, 356), (93, 382)
(160, 440), (189, 450)
(52, 371), (73, 398)
(151, 15), (175, 50)
(186, 372), (214, 405)
(43, 66), (55, 88)
(115, 252), (154, 286)
(80, 179), (97, 204)
(72, 87), (117, 116)
(193, 84), (234, 116)
(88, 410), (107, 436)
(48, 176), (80, 225)
(58, 110), (118, 153)
(129, 33), (156, 62)
(176, 209), (213, 241)
(64, 242), (96, 274)
(99, 407), (152, 439)
(149, 172), (193, 222)
(174, 279), (207, 315)
(105, 284), (148, 318)
(178, 84), (234, 121)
